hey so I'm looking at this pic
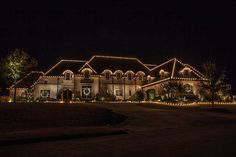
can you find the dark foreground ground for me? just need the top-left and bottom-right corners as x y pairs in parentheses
(1, 102), (236, 157)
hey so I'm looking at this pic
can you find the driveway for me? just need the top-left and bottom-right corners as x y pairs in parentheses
(1, 103), (236, 157)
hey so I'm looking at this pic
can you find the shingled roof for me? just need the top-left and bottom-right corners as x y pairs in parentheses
(148, 58), (206, 83)
(84, 55), (150, 74)
(12, 71), (44, 88)
(45, 60), (86, 76)
(145, 64), (157, 69)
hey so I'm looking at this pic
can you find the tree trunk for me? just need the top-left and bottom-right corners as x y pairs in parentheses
(211, 91), (215, 109)
(13, 80), (17, 103)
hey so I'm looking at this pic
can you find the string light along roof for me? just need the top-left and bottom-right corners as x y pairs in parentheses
(10, 71), (44, 88)
(84, 55), (150, 74)
(44, 60), (86, 76)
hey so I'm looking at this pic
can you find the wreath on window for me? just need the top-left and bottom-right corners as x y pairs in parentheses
(83, 87), (91, 96)
(40, 90), (50, 98)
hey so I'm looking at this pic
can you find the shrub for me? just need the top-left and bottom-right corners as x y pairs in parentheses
(95, 92), (116, 101)
(129, 90), (145, 102)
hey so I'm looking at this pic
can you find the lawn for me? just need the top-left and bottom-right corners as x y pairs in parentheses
(0, 103), (127, 132)
(1, 102), (236, 156)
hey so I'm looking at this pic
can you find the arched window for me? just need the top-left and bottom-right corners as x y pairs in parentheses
(65, 73), (71, 80)
(84, 70), (90, 79)
(136, 71), (145, 81)
(159, 69), (165, 78)
(105, 72), (110, 80)
(180, 67), (192, 77)
(127, 73), (133, 80)
(63, 70), (73, 80)
(116, 72), (122, 80)
(138, 74), (143, 81)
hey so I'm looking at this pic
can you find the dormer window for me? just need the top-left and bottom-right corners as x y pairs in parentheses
(138, 74), (143, 81)
(116, 72), (122, 80)
(65, 73), (71, 80)
(136, 71), (145, 81)
(63, 70), (73, 80)
(127, 73), (133, 80)
(159, 69), (169, 78)
(105, 72), (110, 80)
(84, 70), (90, 79)
(180, 67), (192, 77)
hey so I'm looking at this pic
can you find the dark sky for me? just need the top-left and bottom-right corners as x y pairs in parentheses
(0, 1), (236, 92)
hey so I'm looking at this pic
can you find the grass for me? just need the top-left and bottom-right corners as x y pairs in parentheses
(0, 103), (127, 132)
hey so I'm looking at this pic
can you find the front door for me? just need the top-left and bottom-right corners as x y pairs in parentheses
(82, 86), (92, 99)
(63, 89), (72, 101)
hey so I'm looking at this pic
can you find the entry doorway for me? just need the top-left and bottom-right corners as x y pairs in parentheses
(63, 89), (73, 101)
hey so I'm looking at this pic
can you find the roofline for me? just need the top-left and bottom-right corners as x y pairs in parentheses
(78, 62), (98, 74)
(145, 64), (157, 66)
(150, 58), (175, 71)
(142, 77), (171, 88)
(10, 71), (44, 89)
(142, 76), (208, 88)
(175, 59), (206, 79)
(150, 57), (206, 79)
(171, 58), (177, 78)
(44, 59), (86, 75)
(87, 55), (151, 71)
(91, 55), (139, 60)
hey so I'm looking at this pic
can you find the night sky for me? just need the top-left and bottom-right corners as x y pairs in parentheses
(0, 1), (236, 92)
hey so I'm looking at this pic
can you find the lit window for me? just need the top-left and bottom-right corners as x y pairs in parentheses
(180, 67), (191, 76)
(105, 72), (110, 80)
(159, 69), (165, 78)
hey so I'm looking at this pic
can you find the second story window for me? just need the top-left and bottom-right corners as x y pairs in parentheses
(138, 74), (143, 81)
(116, 72), (122, 80)
(105, 72), (110, 80)
(65, 73), (71, 80)
(127, 73), (133, 80)
(84, 70), (90, 79)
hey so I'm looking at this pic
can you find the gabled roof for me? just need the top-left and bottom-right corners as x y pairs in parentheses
(149, 58), (206, 81)
(145, 64), (157, 69)
(11, 71), (44, 88)
(45, 60), (86, 76)
(149, 58), (175, 77)
(85, 55), (150, 74)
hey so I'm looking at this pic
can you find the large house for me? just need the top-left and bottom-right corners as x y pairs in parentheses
(9, 55), (207, 101)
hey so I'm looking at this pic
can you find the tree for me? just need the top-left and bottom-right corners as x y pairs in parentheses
(200, 61), (225, 108)
(135, 90), (145, 102)
(161, 81), (185, 100)
(0, 49), (37, 103)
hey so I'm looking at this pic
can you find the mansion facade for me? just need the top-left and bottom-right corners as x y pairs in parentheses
(10, 55), (207, 101)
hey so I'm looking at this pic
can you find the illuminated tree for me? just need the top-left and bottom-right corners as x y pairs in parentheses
(0, 49), (37, 103)
(134, 90), (145, 102)
(200, 61), (225, 108)
(161, 81), (185, 100)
